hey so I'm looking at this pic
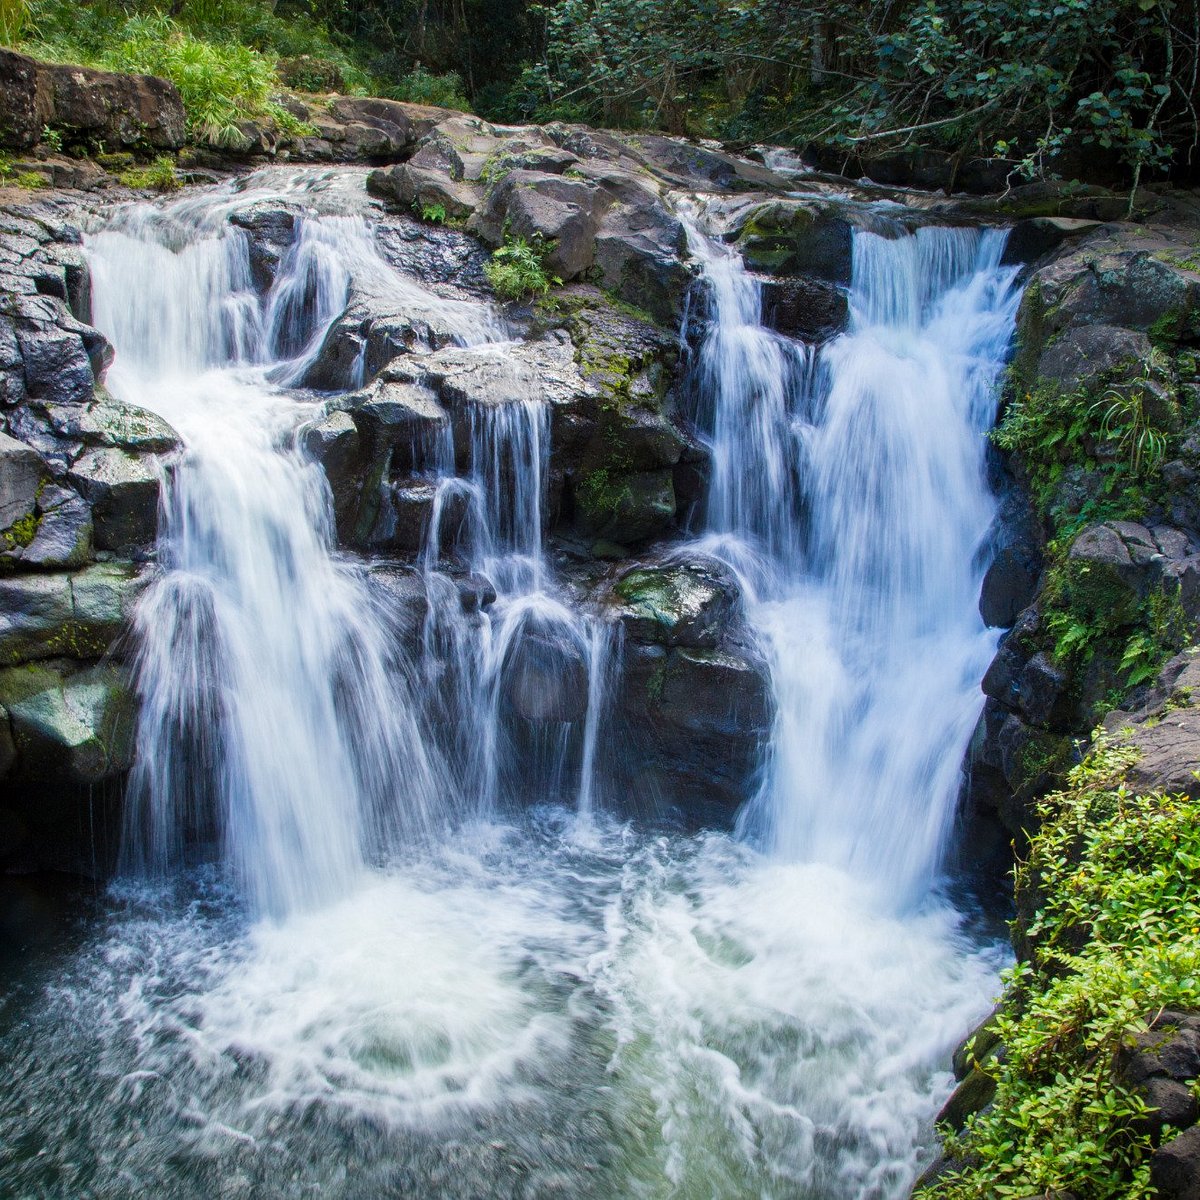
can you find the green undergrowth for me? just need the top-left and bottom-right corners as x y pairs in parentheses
(483, 234), (560, 301)
(117, 154), (181, 191)
(13, 0), (465, 149)
(991, 371), (1180, 539)
(923, 735), (1200, 1198)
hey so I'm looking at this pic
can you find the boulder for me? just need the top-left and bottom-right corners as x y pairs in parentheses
(0, 430), (48, 534)
(67, 447), (160, 550)
(1035, 325), (1154, 396)
(35, 58), (186, 149)
(368, 163), (480, 222)
(611, 559), (738, 648)
(0, 660), (135, 788)
(574, 467), (675, 545)
(731, 200), (856, 284)
(1152, 1125), (1200, 1200)
(760, 276), (848, 342)
(229, 204), (298, 292)
(476, 170), (607, 281)
(0, 561), (147, 665)
(503, 630), (589, 723)
(20, 487), (93, 569)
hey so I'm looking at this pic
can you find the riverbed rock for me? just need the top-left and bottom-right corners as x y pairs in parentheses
(611, 559), (740, 649)
(0, 561), (148, 666)
(730, 199), (857, 284)
(0, 660), (135, 787)
(598, 551), (772, 820)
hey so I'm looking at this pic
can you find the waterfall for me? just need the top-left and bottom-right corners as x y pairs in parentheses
(685, 219), (1022, 904)
(86, 182), (493, 917)
(3, 171), (1015, 1199)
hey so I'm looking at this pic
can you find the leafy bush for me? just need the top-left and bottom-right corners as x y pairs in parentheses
(484, 236), (560, 300)
(22, 0), (373, 142)
(923, 735), (1200, 1198)
(383, 65), (469, 111)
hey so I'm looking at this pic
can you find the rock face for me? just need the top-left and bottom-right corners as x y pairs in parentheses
(966, 209), (1200, 841)
(0, 194), (182, 873)
(363, 116), (803, 322)
(0, 48), (186, 151)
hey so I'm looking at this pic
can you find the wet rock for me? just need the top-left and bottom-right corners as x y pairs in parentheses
(1016, 652), (1071, 728)
(43, 394), (180, 454)
(361, 563), (428, 644)
(574, 468), (675, 545)
(15, 308), (105, 407)
(503, 631), (589, 723)
(67, 447), (159, 550)
(611, 559), (738, 648)
(936, 1066), (997, 1132)
(1002, 216), (1106, 267)
(731, 200), (856, 284)
(0, 660), (135, 787)
(760, 275), (848, 342)
(20, 486), (93, 569)
(302, 409), (364, 536)
(0, 429), (49, 533)
(229, 205), (298, 292)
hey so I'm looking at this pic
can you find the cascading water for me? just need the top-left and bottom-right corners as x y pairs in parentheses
(87, 177), (492, 916)
(684, 215), (1022, 906)
(0, 169), (1018, 1200)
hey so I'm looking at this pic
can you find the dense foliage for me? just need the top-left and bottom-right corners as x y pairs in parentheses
(923, 735), (1200, 1197)
(2, 0), (1197, 181)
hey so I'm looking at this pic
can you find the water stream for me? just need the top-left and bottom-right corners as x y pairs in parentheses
(0, 170), (1019, 1198)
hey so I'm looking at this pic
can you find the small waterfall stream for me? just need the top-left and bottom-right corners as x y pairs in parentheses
(0, 169), (1019, 1199)
(683, 217), (1022, 905)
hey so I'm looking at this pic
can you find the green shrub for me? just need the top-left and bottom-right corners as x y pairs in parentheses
(923, 735), (1200, 1198)
(118, 154), (182, 191)
(483, 236), (560, 301)
(22, 0), (367, 143)
(419, 201), (447, 224)
(382, 65), (469, 111)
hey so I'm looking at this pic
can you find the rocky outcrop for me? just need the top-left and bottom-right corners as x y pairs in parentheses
(0, 194), (180, 872)
(966, 211), (1200, 841)
(362, 116), (800, 322)
(598, 553), (773, 820)
(0, 48), (186, 152)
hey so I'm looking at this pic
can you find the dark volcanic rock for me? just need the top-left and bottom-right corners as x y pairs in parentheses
(0, 48), (185, 151)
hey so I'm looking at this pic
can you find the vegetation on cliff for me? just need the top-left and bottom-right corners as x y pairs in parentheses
(3, 0), (1198, 184)
(923, 729), (1200, 1197)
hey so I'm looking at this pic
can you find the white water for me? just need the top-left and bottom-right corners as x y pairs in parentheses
(0, 170), (1020, 1198)
(87, 178), (492, 917)
(684, 217), (1021, 906)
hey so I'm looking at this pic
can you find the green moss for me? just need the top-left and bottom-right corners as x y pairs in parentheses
(575, 464), (632, 519)
(1, 510), (39, 549)
(922, 734), (1200, 1199)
